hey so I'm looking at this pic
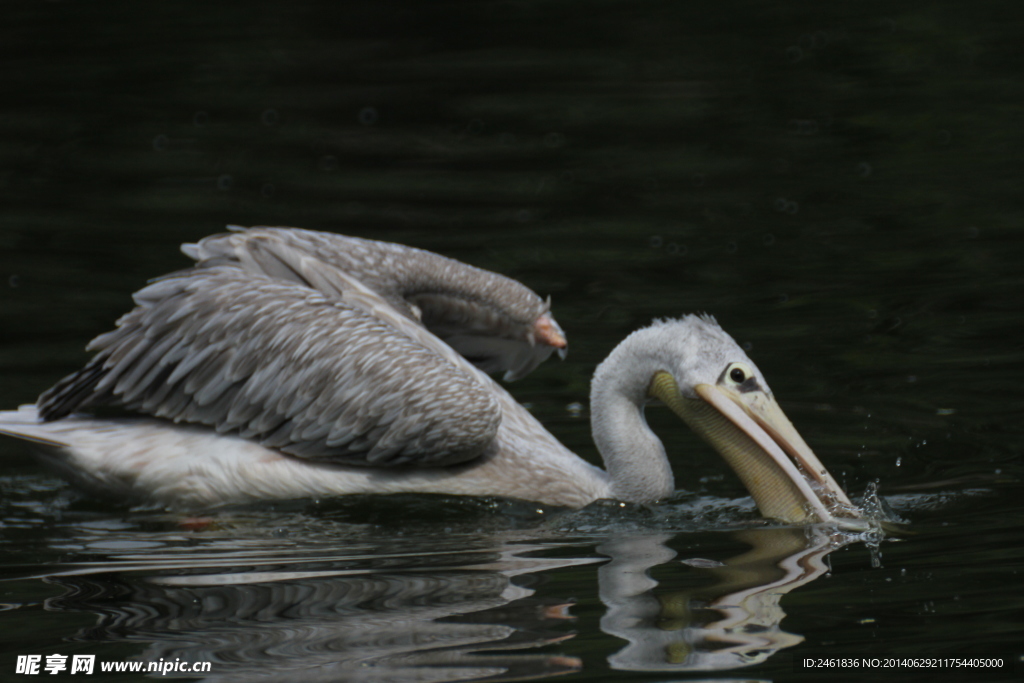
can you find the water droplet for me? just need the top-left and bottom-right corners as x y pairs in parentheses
(152, 134), (169, 152)
(649, 235), (663, 249)
(192, 111), (209, 126)
(773, 197), (800, 214)
(216, 174), (233, 191)
(358, 107), (379, 126)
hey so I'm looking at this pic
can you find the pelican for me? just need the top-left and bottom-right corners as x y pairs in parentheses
(0, 227), (860, 524)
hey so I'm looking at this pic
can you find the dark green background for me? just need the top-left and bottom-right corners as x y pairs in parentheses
(1, 1), (1022, 680)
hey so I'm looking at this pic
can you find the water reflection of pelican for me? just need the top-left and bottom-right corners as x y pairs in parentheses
(1, 227), (858, 524)
(600, 527), (850, 672)
(28, 515), (860, 681)
(42, 531), (599, 682)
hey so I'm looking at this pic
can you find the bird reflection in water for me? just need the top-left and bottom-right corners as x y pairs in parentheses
(34, 514), (871, 681)
(601, 526), (854, 672)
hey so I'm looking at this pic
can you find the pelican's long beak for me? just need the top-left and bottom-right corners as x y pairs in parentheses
(649, 372), (862, 525)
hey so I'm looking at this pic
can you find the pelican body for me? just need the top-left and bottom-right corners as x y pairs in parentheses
(0, 227), (860, 524)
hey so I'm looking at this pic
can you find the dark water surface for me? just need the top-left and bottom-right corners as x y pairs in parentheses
(2, 1), (1023, 681)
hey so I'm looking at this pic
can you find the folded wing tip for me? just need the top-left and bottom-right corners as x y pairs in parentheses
(533, 314), (568, 350)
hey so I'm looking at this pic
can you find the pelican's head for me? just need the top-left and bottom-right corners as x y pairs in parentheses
(595, 315), (861, 525)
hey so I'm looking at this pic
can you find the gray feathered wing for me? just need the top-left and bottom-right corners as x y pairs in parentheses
(37, 226), (575, 468)
(183, 227), (566, 381)
(37, 266), (500, 467)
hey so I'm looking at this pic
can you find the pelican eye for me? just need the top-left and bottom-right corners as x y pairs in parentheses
(720, 362), (762, 393)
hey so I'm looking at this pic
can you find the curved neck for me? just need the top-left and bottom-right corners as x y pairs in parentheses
(590, 336), (675, 503)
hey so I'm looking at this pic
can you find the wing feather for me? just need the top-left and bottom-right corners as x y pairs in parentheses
(183, 227), (565, 380)
(115, 332), (179, 398)
(37, 266), (501, 467)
